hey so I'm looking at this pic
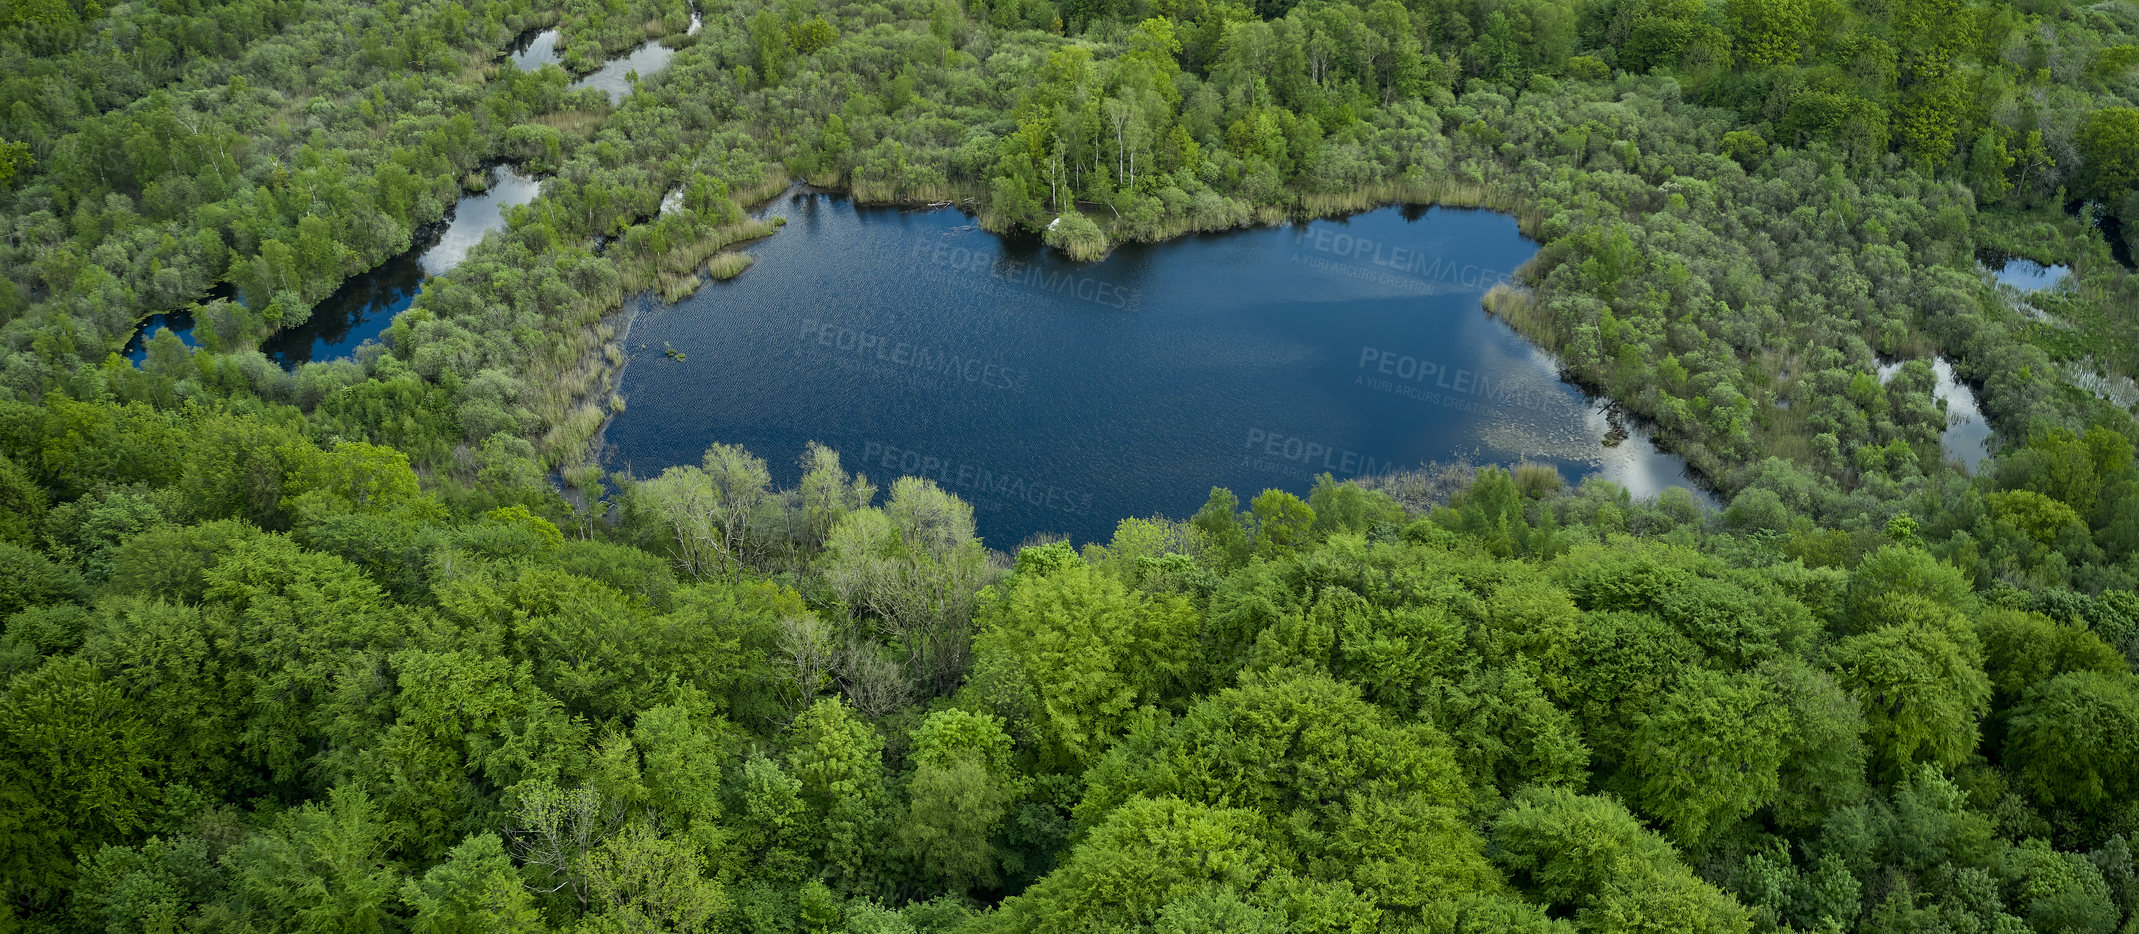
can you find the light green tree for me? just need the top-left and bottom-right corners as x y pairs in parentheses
(2005, 671), (2139, 812)
(1830, 619), (1990, 777)
(233, 787), (404, 934)
(1627, 668), (1792, 843)
(897, 709), (1022, 893)
(1491, 786), (1753, 933)
(1727, 0), (1810, 65)
(403, 833), (549, 934)
(969, 560), (1197, 766)
(786, 697), (888, 893)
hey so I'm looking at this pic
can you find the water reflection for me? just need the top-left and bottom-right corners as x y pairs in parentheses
(263, 249), (425, 368)
(1980, 252), (2070, 292)
(517, 3), (701, 104)
(260, 165), (542, 367)
(570, 43), (676, 104)
(423, 167), (543, 274)
(1878, 357), (1991, 472)
(130, 5), (695, 367)
(509, 27), (560, 70)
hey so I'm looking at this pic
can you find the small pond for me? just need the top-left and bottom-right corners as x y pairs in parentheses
(124, 310), (199, 363)
(604, 192), (1710, 548)
(1980, 250), (2070, 293)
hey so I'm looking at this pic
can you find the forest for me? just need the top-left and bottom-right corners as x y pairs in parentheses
(4, 393), (2139, 933)
(4, 0), (2139, 925)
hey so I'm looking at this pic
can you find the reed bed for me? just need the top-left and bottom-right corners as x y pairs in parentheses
(660, 271), (703, 302)
(548, 176), (794, 464)
(730, 169), (794, 208)
(1512, 460), (1567, 497)
(706, 252), (753, 280)
(1051, 241), (1108, 262)
(534, 110), (608, 138)
(619, 215), (783, 294)
(1030, 177), (1550, 264)
(1353, 459), (1480, 513)
(849, 177), (963, 204)
(1296, 179), (1544, 236)
(1483, 283), (1560, 352)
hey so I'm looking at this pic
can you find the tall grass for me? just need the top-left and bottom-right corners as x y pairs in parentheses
(660, 271), (702, 302)
(730, 169), (793, 209)
(1045, 225), (1109, 262)
(1483, 283), (1559, 352)
(619, 215), (784, 294)
(1512, 460), (1566, 497)
(543, 167), (795, 465)
(1354, 459), (1479, 512)
(1295, 179), (1543, 236)
(849, 177), (964, 204)
(534, 110), (608, 138)
(706, 252), (753, 280)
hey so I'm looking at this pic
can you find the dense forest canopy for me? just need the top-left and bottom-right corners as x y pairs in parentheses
(3, 0), (2139, 927)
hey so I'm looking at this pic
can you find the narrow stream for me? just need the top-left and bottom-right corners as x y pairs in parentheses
(259, 165), (543, 368)
(130, 5), (701, 366)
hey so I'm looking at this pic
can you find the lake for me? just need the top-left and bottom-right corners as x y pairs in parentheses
(603, 192), (1706, 548)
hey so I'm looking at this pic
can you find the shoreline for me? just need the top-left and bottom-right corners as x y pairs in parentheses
(581, 174), (800, 470)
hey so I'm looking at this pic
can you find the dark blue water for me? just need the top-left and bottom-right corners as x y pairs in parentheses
(125, 310), (199, 362)
(261, 247), (426, 367)
(125, 283), (244, 362)
(126, 7), (673, 368)
(605, 192), (1703, 548)
(127, 168), (540, 368)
